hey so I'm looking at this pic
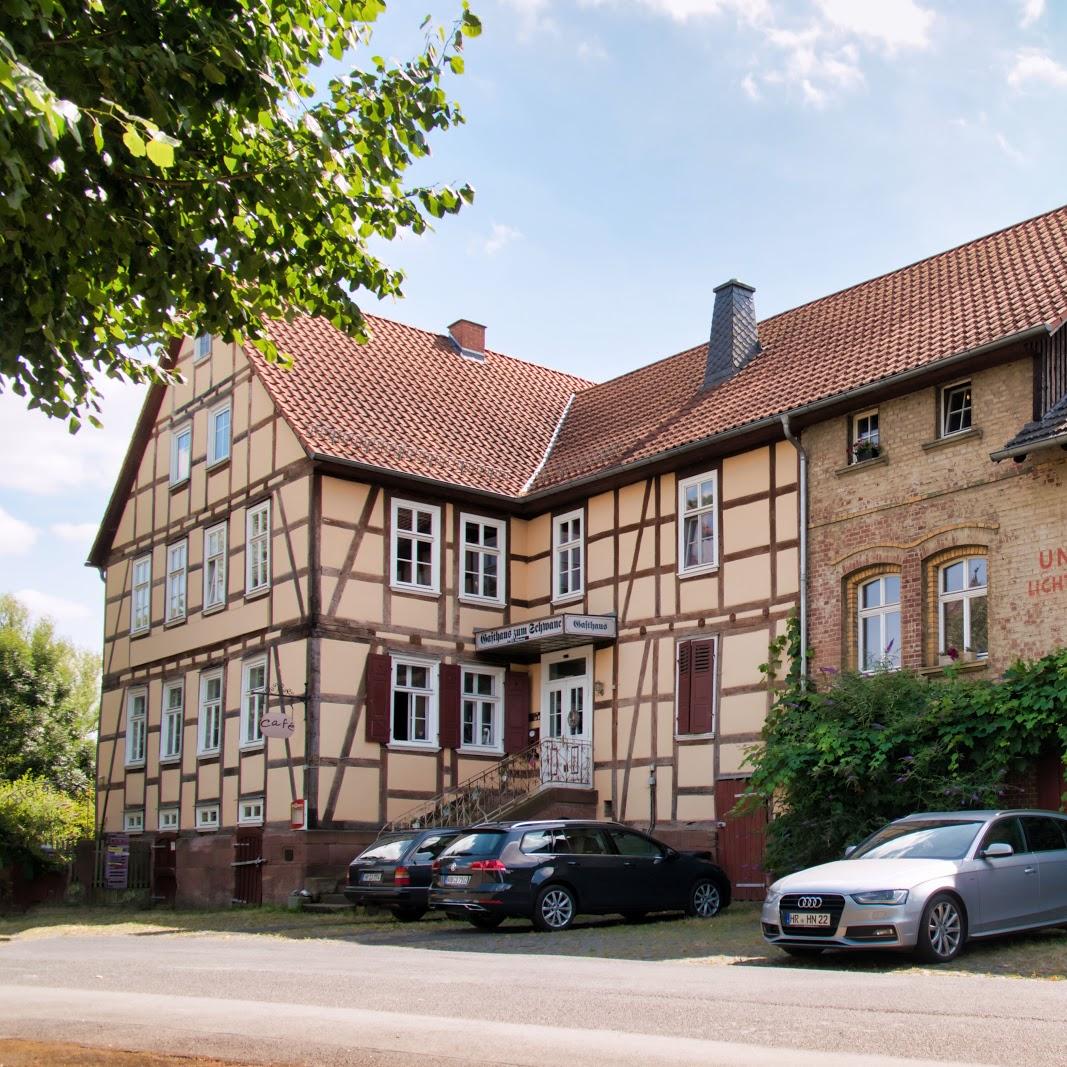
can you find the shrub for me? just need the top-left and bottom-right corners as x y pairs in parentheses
(0, 776), (94, 872)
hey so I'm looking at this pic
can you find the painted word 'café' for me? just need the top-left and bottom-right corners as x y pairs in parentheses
(90, 206), (1067, 905)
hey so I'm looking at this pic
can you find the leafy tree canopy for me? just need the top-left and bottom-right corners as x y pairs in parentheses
(0, 0), (480, 427)
(0, 594), (99, 795)
(0, 775), (94, 874)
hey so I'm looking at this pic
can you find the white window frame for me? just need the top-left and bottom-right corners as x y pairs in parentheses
(390, 656), (439, 748)
(203, 521), (228, 611)
(241, 656), (267, 749)
(207, 401), (232, 467)
(941, 380), (973, 438)
(198, 669), (223, 755)
(160, 679), (184, 762)
(245, 500), (271, 594)
(857, 575), (901, 673)
(158, 807), (179, 832)
(677, 471), (719, 576)
(459, 513), (506, 606)
(938, 557), (989, 658)
(165, 540), (187, 623)
(195, 803), (220, 832)
(123, 810), (145, 834)
(390, 498), (441, 594)
(460, 665), (505, 753)
(851, 409), (880, 463)
(131, 553), (152, 635)
(238, 797), (265, 826)
(124, 687), (147, 767)
(540, 646), (592, 744)
(170, 424), (192, 486)
(193, 333), (213, 361)
(552, 508), (585, 603)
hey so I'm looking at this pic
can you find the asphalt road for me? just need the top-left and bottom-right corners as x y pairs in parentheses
(0, 932), (1063, 1066)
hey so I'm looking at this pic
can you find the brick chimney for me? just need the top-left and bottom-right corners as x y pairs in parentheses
(448, 319), (486, 360)
(703, 280), (759, 390)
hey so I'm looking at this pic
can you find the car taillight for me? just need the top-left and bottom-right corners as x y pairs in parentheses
(431, 859), (441, 876)
(394, 866), (411, 886)
(469, 859), (507, 872)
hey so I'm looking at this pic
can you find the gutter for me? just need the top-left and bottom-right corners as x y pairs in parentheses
(780, 414), (808, 685)
(989, 429), (1067, 463)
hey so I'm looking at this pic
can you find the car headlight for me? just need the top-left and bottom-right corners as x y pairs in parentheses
(763, 885), (784, 906)
(850, 889), (909, 906)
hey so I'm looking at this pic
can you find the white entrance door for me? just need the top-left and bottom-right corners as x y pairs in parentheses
(541, 647), (592, 786)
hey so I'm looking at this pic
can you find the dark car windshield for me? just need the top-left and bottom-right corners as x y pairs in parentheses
(439, 831), (505, 858)
(850, 820), (984, 860)
(356, 836), (417, 863)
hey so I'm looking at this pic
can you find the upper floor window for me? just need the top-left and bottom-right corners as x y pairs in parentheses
(460, 514), (505, 605)
(391, 499), (440, 593)
(241, 657), (267, 748)
(246, 501), (271, 594)
(158, 807), (179, 831)
(461, 666), (504, 751)
(851, 409), (880, 463)
(941, 381), (972, 437)
(676, 638), (716, 736)
(165, 540), (187, 623)
(131, 554), (152, 635)
(198, 669), (223, 754)
(170, 424), (191, 485)
(207, 403), (231, 466)
(125, 688), (147, 766)
(392, 658), (437, 746)
(193, 333), (212, 361)
(203, 522), (228, 611)
(552, 509), (584, 601)
(161, 680), (183, 761)
(939, 557), (988, 658)
(678, 471), (718, 574)
(858, 574), (901, 672)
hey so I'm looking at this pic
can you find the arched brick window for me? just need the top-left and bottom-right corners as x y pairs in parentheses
(922, 547), (989, 664)
(844, 565), (902, 672)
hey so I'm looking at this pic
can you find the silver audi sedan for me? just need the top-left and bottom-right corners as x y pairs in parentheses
(761, 809), (1067, 962)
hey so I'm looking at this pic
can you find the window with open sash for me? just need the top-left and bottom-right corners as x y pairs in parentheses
(160, 680), (183, 761)
(858, 574), (901, 671)
(203, 522), (228, 610)
(131, 554), (152, 634)
(460, 514), (505, 604)
(941, 381), (973, 437)
(165, 540), (187, 623)
(939, 557), (988, 658)
(391, 499), (440, 593)
(245, 500), (271, 593)
(241, 657), (267, 747)
(676, 638), (715, 736)
(198, 669), (223, 754)
(678, 471), (718, 574)
(125, 688), (147, 766)
(391, 658), (437, 745)
(552, 510), (584, 601)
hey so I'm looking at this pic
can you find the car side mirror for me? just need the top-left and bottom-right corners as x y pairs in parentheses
(663, 847), (679, 862)
(982, 842), (1014, 859)
(843, 845), (857, 858)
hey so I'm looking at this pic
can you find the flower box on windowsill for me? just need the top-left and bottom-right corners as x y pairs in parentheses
(851, 443), (881, 464)
(939, 649), (979, 666)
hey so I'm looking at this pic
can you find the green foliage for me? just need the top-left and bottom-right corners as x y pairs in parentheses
(0, 776), (94, 871)
(0, 0), (481, 426)
(0, 594), (99, 794)
(743, 616), (1067, 876)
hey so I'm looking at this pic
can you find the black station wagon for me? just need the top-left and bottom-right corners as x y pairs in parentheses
(429, 819), (731, 931)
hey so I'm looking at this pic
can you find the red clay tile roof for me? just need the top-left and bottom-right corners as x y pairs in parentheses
(530, 203), (1067, 491)
(255, 314), (591, 496)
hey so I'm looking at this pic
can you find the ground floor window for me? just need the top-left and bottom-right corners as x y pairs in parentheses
(196, 803), (220, 832)
(858, 574), (901, 671)
(392, 658), (437, 745)
(461, 667), (503, 751)
(939, 556), (988, 658)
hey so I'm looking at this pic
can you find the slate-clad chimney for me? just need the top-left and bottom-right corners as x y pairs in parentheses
(704, 280), (760, 390)
(449, 318), (486, 360)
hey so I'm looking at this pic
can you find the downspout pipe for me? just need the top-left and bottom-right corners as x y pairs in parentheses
(780, 414), (808, 686)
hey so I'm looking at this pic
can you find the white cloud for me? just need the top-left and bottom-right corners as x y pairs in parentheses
(814, 0), (934, 52)
(740, 72), (761, 99)
(591, 0), (770, 21)
(500, 0), (558, 39)
(577, 39), (609, 61)
(995, 132), (1025, 163)
(0, 507), (37, 555)
(1019, 0), (1045, 27)
(1007, 49), (1067, 90)
(481, 222), (524, 257)
(51, 522), (100, 546)
(14, 588), (93, 625)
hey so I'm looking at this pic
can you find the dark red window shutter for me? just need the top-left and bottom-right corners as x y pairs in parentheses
(676, 642), (692, 735)
(690, 639), (715, 735)
(504, 671), (531, 754)
(439, 663), (461, 749)
(365, 653), (391, 744)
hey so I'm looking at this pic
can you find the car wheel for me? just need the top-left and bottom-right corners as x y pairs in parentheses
(914, 893), (965, 963)
(467, 914), (505, 931)
(391, 905), (427, 923)
(686, 878), (723, 918)
(533, 884), (577, 931)
(781, 946), (824, 959)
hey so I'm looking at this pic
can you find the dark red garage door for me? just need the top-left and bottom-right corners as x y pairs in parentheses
(715, 778), (768, 902)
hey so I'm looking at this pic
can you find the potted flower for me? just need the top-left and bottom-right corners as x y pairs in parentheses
(851, 439), (881, 463)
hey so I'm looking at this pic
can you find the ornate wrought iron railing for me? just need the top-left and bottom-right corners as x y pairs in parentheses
(382, 737), (592, 833)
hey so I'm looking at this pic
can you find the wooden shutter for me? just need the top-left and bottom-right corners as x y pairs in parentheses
(365, 653), (391, 744)
(676, 642), (692, 735)
(439, 663), (461, 749)
(690, 639), (715, 735)
(504, 671), (531, 754)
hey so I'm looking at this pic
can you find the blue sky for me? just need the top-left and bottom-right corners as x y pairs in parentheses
(3, 0), (1067, 652)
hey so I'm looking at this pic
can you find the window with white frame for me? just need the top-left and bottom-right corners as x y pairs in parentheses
(241, 657), (267, 747)
(123, 810), (145, 833)
(131, 554), (152, 634)
(391, 658), (437, 745)
(552, 509), (584, 601)
(939, 557), (988, 658)
(460, 514), (505, 604)
(125, 688), (147, 766)
(941, 381), (973, 437)
(245, 500), (271, 593)
(678, 471), (718, 574)
(851, 409), (880, 463)
(165, 540), (187, 623)
(461, 666), (504, 751)
(160, 680), (183, 761)
(193, 333), (213, 361)
(391, 499), (440, 592)
(238, 797), (264, 825)
(207, 402), (231, 466)
(158, 807), (179, 831)
(203, 522), (228, 610)
(170, 424), (191, 485)
(198, 669), (223, 754)
(195, 803), (220, 831)
(858, 574), (901, 672)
